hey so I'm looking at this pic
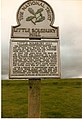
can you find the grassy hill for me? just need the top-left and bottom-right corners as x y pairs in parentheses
(1, 79), (82, 118)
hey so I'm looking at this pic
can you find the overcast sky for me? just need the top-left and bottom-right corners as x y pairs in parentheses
(1, 0), (82, 79)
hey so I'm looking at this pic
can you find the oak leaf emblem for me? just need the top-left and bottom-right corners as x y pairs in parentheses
(26, 8), (45, 25)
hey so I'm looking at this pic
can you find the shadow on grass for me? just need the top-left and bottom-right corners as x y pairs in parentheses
(45, 111), (64, 118)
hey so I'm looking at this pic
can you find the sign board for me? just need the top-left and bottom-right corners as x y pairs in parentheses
(9, 39), (60, 78)
(9, 0), (60, 79)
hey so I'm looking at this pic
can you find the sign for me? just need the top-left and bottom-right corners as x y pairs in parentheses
(9, 0), (60, 79)
(9, 40), (60, 78)
(11, 0), (59, 39)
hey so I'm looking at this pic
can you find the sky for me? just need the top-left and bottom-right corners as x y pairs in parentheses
(1, 0), (82, 79)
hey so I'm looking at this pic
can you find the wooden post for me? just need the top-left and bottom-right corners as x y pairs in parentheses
(28, 79), (41, 118)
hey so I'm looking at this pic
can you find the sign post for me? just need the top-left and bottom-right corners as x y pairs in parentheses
(9, 0), (60, 118)
(28, 79), (41, 117)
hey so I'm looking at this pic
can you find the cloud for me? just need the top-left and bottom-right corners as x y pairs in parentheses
(60, 25), (82, 78)
(1, 48), (9, 75)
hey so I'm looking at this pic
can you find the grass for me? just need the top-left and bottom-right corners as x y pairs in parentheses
(1, 79), (82, 118)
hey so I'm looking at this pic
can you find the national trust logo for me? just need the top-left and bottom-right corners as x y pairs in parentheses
(17, 0), (54, 25)
(26, 8), (45, 25)
(11, 0), (59, 39)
